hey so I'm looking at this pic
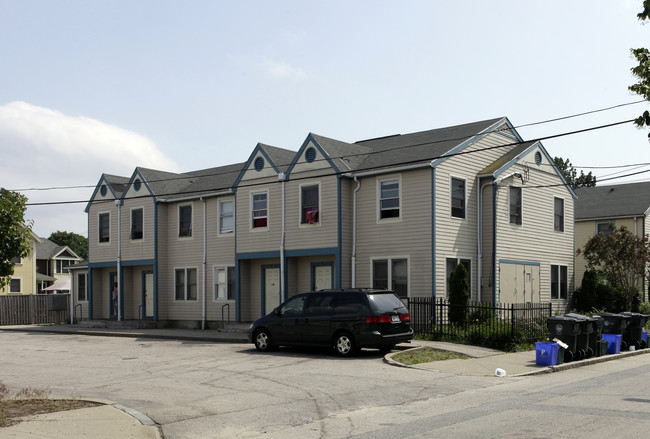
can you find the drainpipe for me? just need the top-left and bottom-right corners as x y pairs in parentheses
(202, 198), (207, 330)
(279, 173), (286, 302)
(115, 199), (122, 321)
(352, 177), (361, 288)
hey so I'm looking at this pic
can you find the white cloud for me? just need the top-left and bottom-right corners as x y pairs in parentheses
(0, 101), (178, 238)
(259, 59), (308, 80)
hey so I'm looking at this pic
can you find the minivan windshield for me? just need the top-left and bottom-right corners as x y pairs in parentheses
(368, 292), (407, 313)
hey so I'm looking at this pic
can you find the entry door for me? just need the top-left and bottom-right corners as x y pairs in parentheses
(144, 272), (154, 318)
(264, 267), (280, 315)
(314, 265), (332, 291)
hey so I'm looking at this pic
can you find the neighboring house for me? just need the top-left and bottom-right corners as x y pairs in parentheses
(574, 182), (650, 300)
(82, 117), (576, 326)
(0, 232), (41, 295)
(35, 238), (83, 293)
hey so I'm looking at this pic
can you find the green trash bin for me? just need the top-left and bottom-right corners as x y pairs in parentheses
(547, 315), (583, 362)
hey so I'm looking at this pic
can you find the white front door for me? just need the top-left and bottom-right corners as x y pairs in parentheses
(314, 265), (332, 291)
(144, 272), (154, 318)
(264, 268), (280, 315)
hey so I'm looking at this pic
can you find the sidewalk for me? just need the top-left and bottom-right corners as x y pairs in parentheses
(1, 323), (649, 438)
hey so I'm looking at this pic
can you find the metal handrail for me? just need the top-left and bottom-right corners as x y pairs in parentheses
(221, 303), (230, 329)
(138, 305), (144, 329)
(73, 304), (83, 324)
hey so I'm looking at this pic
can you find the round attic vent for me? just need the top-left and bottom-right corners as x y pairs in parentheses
(254, 157), (265, 172)
(535, 151), (542, 165)
(134, 179), (142, 191)
(305, 147), (317, 163)
(100, 184), (107, 196)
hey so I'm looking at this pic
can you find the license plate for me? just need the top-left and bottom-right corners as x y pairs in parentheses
(391, 315), (400, 323)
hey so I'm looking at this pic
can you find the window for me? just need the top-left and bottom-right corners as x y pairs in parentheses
(219, 200), (234, 234)
(9, 278), (21, 293)
(179, 205), (192, 237)
(131, 208), (143, 240)
(56, 260), (71, 274)
(99, 213), (110, 243)
(554, 198), (564, 232)
(372, 258), (408, 298)
(78, 273), (87, 301)
(551, 265), (568, 300)
(175, 268), (197, 300)
(10, 257), (21, 264)
(301, 185), (319, 224)
(597, 221), (614, 236)
(446, 258), (471, 298)
(252, 192), (268, 229)
(214, 266), (235, 300)
(379, 178), (400, 219)
(451, 178), (466, 219)
(509, 187), (522, 225)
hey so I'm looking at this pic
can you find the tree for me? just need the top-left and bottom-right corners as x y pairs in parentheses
(0, 188), (33, 290)
(49, 231), (88, 260)
(629, 1), (650, 139)
(553, 157), (597, 188)
(577, 225), (650, 311)
(448, 263), (469, 325)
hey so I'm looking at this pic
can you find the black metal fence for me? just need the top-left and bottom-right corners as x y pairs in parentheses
(405, 297), (554, 343)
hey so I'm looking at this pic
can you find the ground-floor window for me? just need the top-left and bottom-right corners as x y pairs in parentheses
(551, 265), (568, 300)
(10, 278), (21, 293)
(214, 266), (235, 300)
(446, 258), (471, 298)
(175, 268), (197, 301)
(372, 258), (408, 298)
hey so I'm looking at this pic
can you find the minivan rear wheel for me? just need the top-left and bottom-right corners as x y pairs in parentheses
(334, 332), (356, 357)
(254, 329), (273, 352)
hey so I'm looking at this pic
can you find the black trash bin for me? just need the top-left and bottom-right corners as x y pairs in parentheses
(566, 313), (603, 358)
(620, 312), (649, 349)
(547, 315), (583, 362)
(599, 313), (632, 351)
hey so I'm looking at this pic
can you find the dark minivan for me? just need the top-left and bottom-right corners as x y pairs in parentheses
(248, 289), (413, 356)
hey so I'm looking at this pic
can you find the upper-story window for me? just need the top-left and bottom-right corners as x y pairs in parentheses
(597, 221), (614, 236)
(301, 184), (319, 224)
(509, 187), (522, 225)
(131, 208), (143, 240)
(219, 200), (234, 234)
(451, 177), (466, 219)
(554, 197), (564, 232)
(252, 192), (268, 229)
(55, 260), (71, 274)
(98, 213), (110, 243)
(179, 205), (192, 237)
(379, 178), (400, 220)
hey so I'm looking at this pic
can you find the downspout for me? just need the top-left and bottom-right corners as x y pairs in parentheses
(352, 177), (361, 288)
(201, 198), (207, 330)
(279, 173), (286, 302)
(115, 199), (122, 321)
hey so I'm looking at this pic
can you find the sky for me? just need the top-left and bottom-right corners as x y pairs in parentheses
(1, 0), (649, 238)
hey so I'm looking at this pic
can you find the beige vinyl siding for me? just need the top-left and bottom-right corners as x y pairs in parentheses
(355, 169), (432, 297)
(493, 164), (574, 304)
(88, 204), (117, 263)
(91, 267), (112, 318)
(434, 133), (519, 300)
(206, 196), (236, 323)
(236, 178), (283, 254)
(121, 199), (155, 261)
(339, 178), (353, 288)
(291, 140), (332, 172)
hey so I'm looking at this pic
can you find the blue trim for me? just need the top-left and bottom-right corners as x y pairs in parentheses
(336, 176), (342, 288)
(261, 264), (281, 315)
(310, 262), (335, 290)
(285, 134), (341, 177)
(431, 166), (436, 299)
(237, 250), (281, 260)
(109, 272), (117, 318)
(121, 169), (157, 202)
(85, 174), (121, 213)
(499, 259), (541, 266)
(233, 143), (283, 187)
(235, 258), (241, 322)
(492, 184), (497, 304)
(88, 268), (94, 319)
(285, 247), (338, 258)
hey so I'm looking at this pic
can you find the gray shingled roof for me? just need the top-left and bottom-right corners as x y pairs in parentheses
(35, 238), (80, 260)
(309, 133), (372, 172)
(259, 144), (296, 172)
(103, 174), (130, 197)
(574, 181), (650, 220)
(478, 142), (535, 176)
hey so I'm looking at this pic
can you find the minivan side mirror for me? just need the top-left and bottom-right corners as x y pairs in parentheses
(273, 307), (280, 316)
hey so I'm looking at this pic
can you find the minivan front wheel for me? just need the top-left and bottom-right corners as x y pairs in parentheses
(334, 332), (356, 357)
(254, 329), (273, 352)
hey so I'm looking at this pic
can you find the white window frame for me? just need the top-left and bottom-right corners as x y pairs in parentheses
(98, 212), (110, 244)
(174, 267), (198, 301)
(370, 256), (409, 297)
(509, 186), (522, 226)
(554, 197), (564, 232)
(55, 259), (72, 274)
(213, 265), (235, 301)
(450, 177), (466, 220)
(218, 199), (234, 235)
(377, 176), (401, 223)
(131, 207), (144, 241)
(299, 182), (321, 227)
(178, 204), (193, 238)
(251, 190), (269, 231)
(77, 273), (87, 302)
(9, 277), (22, 293)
